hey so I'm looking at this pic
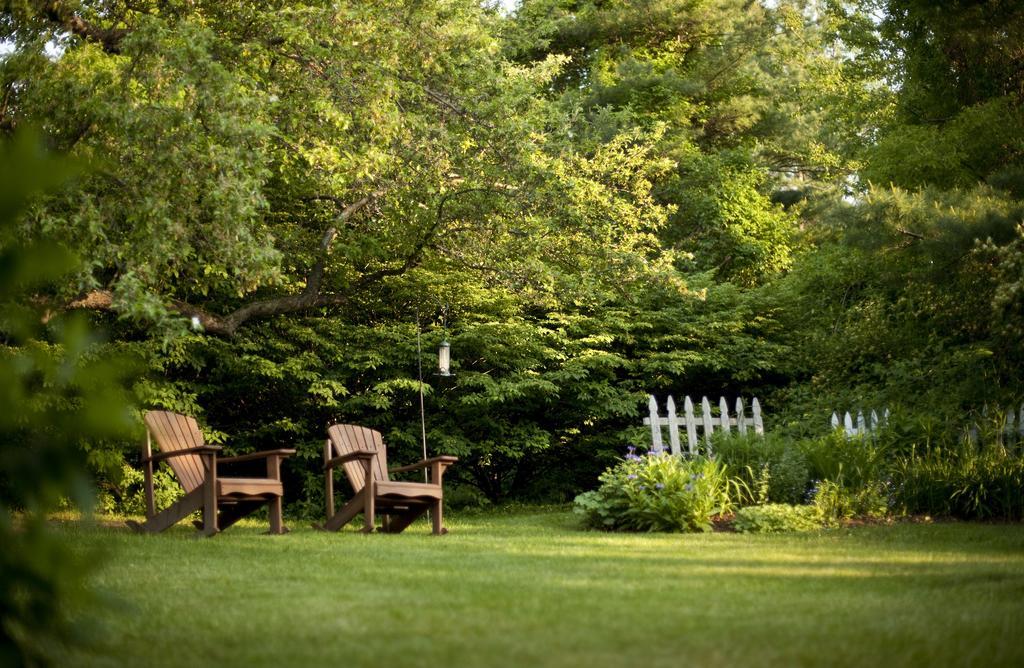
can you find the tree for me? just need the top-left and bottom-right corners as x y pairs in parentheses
(824, 0), (1024, 191)
(770, 0), (1024, 420)
(2, 0), (668, 335)
(505, 0), (860, 284)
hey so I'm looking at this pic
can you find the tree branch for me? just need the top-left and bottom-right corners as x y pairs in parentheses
(65, 192), (382, 336)
(394, 74), (495, 130)
(896, 227), (927, 240)
(41, 1), (127, 54)
(64, 186), (514, 336)
(351, 187), (493, 290)
(304, 191), (379, 298)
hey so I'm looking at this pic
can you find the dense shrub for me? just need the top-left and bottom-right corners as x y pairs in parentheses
(810, 479), (890, 526)
(732, 504), (821, 533)
(892, 444), (1024, 521)
(713, 433), (811, 505)
(798, 430), (891, 493)
(574, 450), (738, 532)
(97, 464), (184, 517)
(789, 413), (1024, 522)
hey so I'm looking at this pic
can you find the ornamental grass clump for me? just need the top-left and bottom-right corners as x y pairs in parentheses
(891, 443), (1024, 521)
(574, 447), (738, 532)
(712, 432), (811, 505)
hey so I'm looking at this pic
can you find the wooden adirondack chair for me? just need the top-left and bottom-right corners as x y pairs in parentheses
(126, 410), (295, 536)
(318, 424), (457, 534)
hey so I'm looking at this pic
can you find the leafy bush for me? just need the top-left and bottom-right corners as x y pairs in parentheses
(810, 479), (890, 526)
(97, 464), (184, 517)
(712, 432), (810, 505)
(798, 430), (891, 493)
(441, 485), (494, 511)
(574, 449), (738, 532)
(732, 504), (821, 533)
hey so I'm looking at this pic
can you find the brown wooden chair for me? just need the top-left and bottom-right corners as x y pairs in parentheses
(126, 410), (295, 536)
(317, 424), (457, 534)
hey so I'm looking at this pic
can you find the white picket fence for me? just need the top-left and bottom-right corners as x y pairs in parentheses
(830, 409), (890, 438)
(968, 404), (1024, 445)
(831, 404), (1024, 446)
(643, 395), (763, 456)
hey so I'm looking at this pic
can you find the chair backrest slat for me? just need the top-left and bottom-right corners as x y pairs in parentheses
(327, 424), (389, 494)
(144, 410), (207, 493)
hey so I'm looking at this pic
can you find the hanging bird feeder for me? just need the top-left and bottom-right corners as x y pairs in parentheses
(438, 340), (452, 377)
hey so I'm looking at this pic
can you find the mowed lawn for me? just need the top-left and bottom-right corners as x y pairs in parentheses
(59, 510), (1024, 668)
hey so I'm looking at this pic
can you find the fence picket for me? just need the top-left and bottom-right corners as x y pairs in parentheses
(831, 412), (839, 430)
(870, 410), (880, 431)
(736, 397), (747, 436)
(684, 396), (698, 454)
(857, 411), (866, 435)
(752, 398), (764, 435)
(666, 396), (681, 456)
(719, 397), (730, 434)
(843, 412), (854, 436)
(701, 397), (714, 446)
(647, 395), (663, 453)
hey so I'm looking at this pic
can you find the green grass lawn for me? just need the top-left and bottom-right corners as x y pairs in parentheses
(58, 510), (1024, 667)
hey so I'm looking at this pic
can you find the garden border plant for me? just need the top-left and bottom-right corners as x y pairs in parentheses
(574, 447), (742, 532)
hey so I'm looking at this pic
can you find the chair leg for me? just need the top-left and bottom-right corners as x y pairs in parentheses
(268, 495), (285, 534)
(383, 506), (429, 534)
(192, 500), (269, 533)
(202, 498), (218, 536)
(127, 488), (204, 533)
(202, 463), (218, 537)
(220, 501), (257, 531)
(317, 495), (364, 532)
(363, 482), (376, 533)
(432, 499), (446, 535)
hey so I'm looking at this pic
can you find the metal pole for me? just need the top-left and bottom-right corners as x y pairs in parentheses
(416, 314), (428, 482)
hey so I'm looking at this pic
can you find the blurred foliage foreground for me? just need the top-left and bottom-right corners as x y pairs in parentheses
(0, 133), (138, 667)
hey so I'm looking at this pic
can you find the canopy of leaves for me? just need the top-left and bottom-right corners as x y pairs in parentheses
(2, 0), (670, 329)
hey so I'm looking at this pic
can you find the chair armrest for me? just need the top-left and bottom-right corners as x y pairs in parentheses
(389, 455), (458, 474)
(219, 449), (296, 464)
(142, 446), (222, 464)
(324, 450), (376, 471)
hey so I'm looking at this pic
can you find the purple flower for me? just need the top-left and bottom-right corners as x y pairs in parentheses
(684, 483), (694, 492)
(638, 485), (646, 490)
(655, 483), (665, 490)
(626, 445), (636, 454)
(626, 474), (638, 480)
(625, 453), (641, 461)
